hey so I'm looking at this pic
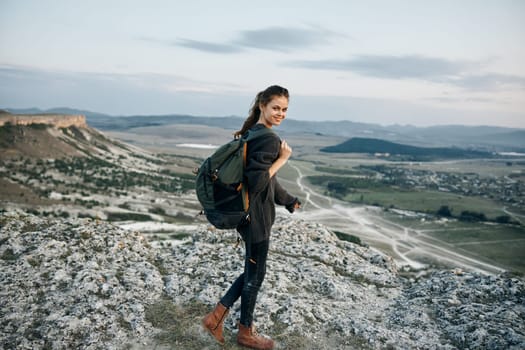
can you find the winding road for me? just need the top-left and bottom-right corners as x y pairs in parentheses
(288, 162), (508, 275)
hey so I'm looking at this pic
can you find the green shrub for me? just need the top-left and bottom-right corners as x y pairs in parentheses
(149, 207), (166, 215)
(495, 215), (511, 224)
(437, 205), (452, 217)
(459, 210), (487, 222)
(333, 231), (363, 246)
(106, 212), (152, 221)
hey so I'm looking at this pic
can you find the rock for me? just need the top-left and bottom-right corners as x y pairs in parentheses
(1, 213), (524, 349)
(0, 213), (162, 349)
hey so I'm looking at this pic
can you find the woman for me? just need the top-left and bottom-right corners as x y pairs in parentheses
(202, 85), (301, 350)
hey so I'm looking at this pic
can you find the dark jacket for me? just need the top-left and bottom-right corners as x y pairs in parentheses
(238, 124), (298, 243)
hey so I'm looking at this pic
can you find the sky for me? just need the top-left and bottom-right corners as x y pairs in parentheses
(1, 0), (524, 128)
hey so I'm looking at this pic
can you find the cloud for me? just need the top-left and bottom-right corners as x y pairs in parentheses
(0, 65), (245, 93)
(427, 96), (501, 104)
(173, 25), (343, 54)
(446, 73), (525, 90)
(1, 65), (523, 128)
(288, 54), (525, 91)
(176, 38), (243, 54)
(139, 36), (242, 54)
(289, 55), (468, 79)
(234, 26), (340, 52)
(290, 94), (524, 128)
(0, 65), (248, 115)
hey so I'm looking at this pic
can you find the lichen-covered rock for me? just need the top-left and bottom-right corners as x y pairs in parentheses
(388, 270), (525, 350)
(161, 218), (525, 349)
(0, 213), (163, 350)
(1, 213), (524, 349)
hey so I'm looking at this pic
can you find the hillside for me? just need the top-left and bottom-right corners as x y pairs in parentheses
(0, 112), (199, 224)
(0, 111), (137, 159)
(321, 137), (493, 160)
(1, 213), (523, 349)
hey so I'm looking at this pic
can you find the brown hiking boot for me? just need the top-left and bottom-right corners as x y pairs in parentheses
(202, 303), (229, 345)
(237, 323), (274, 350)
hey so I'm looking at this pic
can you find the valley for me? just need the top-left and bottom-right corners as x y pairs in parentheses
(1, 112), (524, 276)
(101, 123), (524, 275)
(282, 155), (525, 275)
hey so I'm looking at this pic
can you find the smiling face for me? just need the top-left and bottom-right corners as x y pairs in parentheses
(258, 95), (289, 128)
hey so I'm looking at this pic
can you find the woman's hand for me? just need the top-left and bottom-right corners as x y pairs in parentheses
(286, 199), (301, 213)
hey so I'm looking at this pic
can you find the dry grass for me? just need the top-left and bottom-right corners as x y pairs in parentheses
(145, 299), (226, 350)
(144, 299), (371, 350)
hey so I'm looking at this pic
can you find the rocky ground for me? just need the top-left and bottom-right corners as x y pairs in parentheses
(1, 212), (524, 349)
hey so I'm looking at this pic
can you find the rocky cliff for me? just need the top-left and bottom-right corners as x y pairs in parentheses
(1, 212), (524, 349)
(0, 112), (87, 129)
(0, 110), (159, 161)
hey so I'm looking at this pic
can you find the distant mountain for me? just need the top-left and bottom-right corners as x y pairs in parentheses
(321, 137), (493, 160)
(4, 107), (524, 152)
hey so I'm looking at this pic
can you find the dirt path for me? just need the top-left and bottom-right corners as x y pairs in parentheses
(289, 163), (506, 274)
(503, 206), (525, 225)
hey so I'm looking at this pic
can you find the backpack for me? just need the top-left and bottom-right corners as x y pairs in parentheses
(195, 127), (274, 229)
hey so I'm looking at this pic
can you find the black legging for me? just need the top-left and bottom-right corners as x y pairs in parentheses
(220, 239), (270, 327)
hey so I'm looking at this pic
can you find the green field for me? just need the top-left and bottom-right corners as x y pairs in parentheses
(282, 153), (525, 274)
(368, 202), (525, 274)
(433, 228), (524, 273)
(344, 190), (510, 220)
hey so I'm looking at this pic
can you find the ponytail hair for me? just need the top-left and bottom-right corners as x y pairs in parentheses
(234, 85), (289, 138)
